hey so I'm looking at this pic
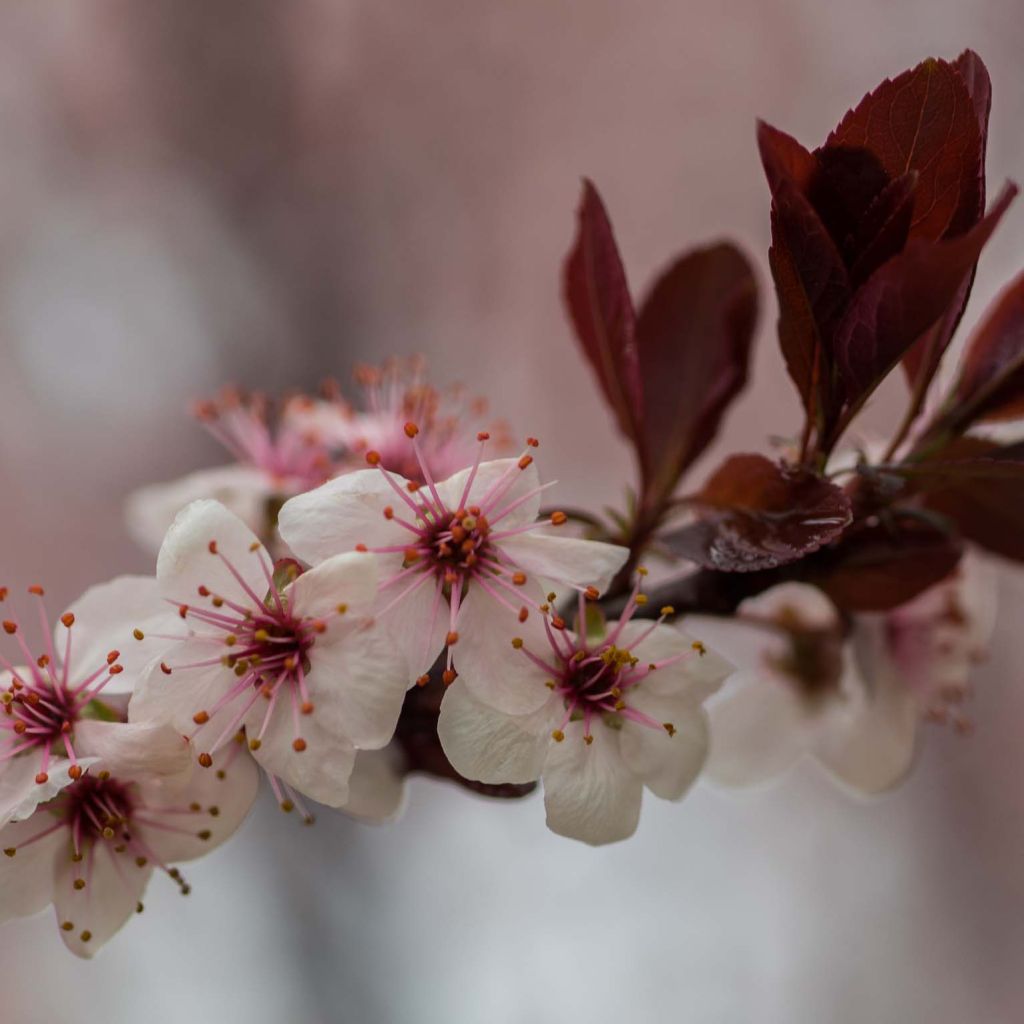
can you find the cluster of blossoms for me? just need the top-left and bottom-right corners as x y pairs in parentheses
(6, 48), (1024, 960)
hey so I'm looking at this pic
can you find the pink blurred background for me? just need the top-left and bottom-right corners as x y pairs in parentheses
(2, 2), (1024, 1021)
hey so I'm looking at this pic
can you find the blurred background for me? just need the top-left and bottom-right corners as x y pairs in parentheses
(2, 1), (1024, 1021)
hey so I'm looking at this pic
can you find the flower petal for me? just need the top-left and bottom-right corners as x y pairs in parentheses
(378, 570), (449, 681)
(136, 743), (259, 863)
(0, 754), (85, 827)
(435, 457), (541, 527)
(58, 575), (177, 694)
(126, 464), (272, 555)
(619, 695), (710, 800)
(156, 500), (268, 608)
(130, 642), (238, 741)
(287, 551), (379, 621)
(243, 698), (356, 808)
(340, 746), (406, 822)
(453, 588), (553, 714)
(0, 815), (63, 923)
(705, 672), (810, 787)
(54, 843), (153, 958)
(499, 533), (628, 596)
(542, 721), (643, 845)
(73, 720), (192, 782)
(814, 668), (919, 795)
(278, 468), (409, 566)
(614, 620), (732, 703)
(302, 620), (408, 749)
(437, 680), (552, 785)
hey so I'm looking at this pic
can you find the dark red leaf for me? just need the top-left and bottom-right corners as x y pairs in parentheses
(813, 520), (963, 611)
(633, 243), (758, 506)
(564, 180), (642, 444)
(847, 172), (917, 285)
(922, 436), (1024, 561)
(952, 268), (1024, 423)
(767, 177), (851, 417)
(665, 454), (852, 572)
(834, 184), (1017, 405)
(757, 120), (816, 195)
(954, 49), (992, 215)
(827, 56), (983, 241)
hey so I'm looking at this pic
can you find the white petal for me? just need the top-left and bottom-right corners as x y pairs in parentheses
(0, 815), (62, 922)
(705, 672), (811, 787)
(278, 468), (408, 566)
(619, 695), (710, 800)
(57, 575), (178, 696)
(614, 620), (732, 703)
(378, 570), (449, 681)
(814, 667), (919, 795)
(130, 642), (238, 740)
(499, 532), (628, 596)
(435, 457), (541, 528)
(286, 551), (379, 621)
(126, 464), (272, 555)
(453, 588), (553, 714)
(437, 680), (552, 785)
(54, 843), (153, 958)
(0, 754), (83, 827)
(156, 500), (268, 608)
(74, 720), (192, 782)
(542, 721), (643, 845)
(302, 620), (408, 749)
(340, 746), (406, 822)
(137, 743), (259, 863)
(243, 697), (356, 808)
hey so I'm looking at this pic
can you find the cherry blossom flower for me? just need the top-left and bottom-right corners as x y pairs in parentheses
(0, 578), (173, 827)
(286, 358), (508, 483)
(701, 561), (996, 793)
(437, 581), (732, 845)
(130, 499), (408, 808)
(126, 388), (338, 553)
(278, 430), (630, 684)
(0, 719), (258, 958)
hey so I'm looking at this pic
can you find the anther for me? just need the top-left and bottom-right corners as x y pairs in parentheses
(61, 613), (76, 628)
(404, 422), (420, 438)
(518, 455), (533, 470)
(301, 701), (314, 715)
(106, 650), (119, 665)
(518, 607), (529, 623)
(28, 585), (44, 596)
(198, 753), (213, 768)
(526, 437), (539, 448)
(61, 921), (73, 931)
(511, 638), (524, 649)
(416, 674), (431, 687)
(551, 729), (565, 742)
(160, 662), (172, 675)
(512, 572), (527, 586)
(34, 772), (48, 784)
(292, 738), (307, 752)
(249, 738), (261, 751)
(365, 451), (381, 466)
(550, 511), (567, 526)
(584, 735), (594, 746)
(2, 622), (16, 635)
(73, 879), (86, 891)
(208, 541), (218, 555)
(477, 431), (491, 442)
(3, 848), (15, 858)
(193, 711), (210, 725)
(691, 641), (706, 656)
(446, 631), (459, 646)
(660, 606), (675, 617)
(132, 628), (145, 640)
(663, 723), (677, 737)
(442, 669), (457, 686)
(384, 506), (395, 520)
(197, 830), (212, 841)
(68, 765), (83, 780)
(585, 586), (600, 600)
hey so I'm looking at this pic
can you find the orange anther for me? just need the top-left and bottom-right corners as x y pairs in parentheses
(193, 711), (210, 725)
(61, 613), (75, 628)
(28, 585), (44, 596)
(198, 753), (213, 768)
(550, 511), (568, 526)
(518, 455), (533, 470)
(404, 422), (420, 438)
(292, 738), (307, 752)
(365, 451), (382, 466)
